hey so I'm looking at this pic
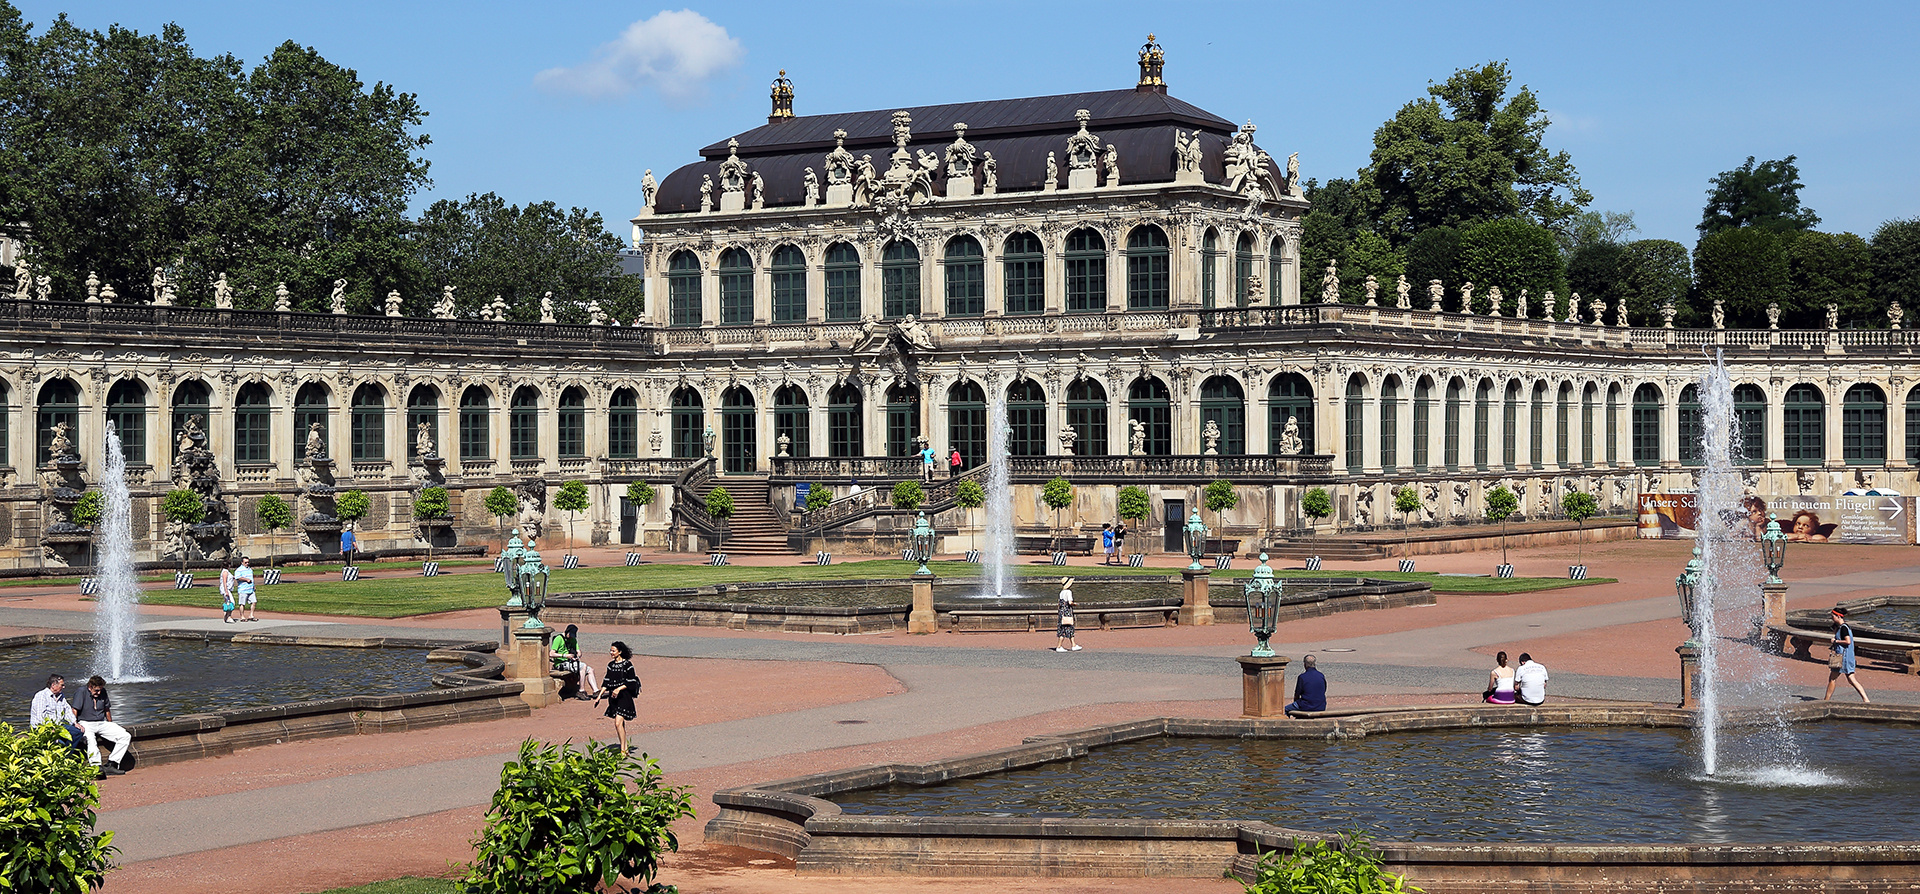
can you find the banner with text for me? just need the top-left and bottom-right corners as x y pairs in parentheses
(1638, 493), (1912, 544)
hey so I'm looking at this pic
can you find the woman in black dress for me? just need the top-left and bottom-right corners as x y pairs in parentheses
(596, 640), (640, 753)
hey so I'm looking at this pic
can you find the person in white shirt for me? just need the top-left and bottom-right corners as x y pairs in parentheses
(1514, 653), (1549, 706)
(29, 673), (86, 757)
(72, 675), (132, 775)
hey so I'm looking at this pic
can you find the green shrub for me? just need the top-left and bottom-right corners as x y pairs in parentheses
(1301, 487), (1332, 531)
(806, 482), (835, 512)
(1115, 485), (1150, 524)
(484, 486), (519, 535)
(1562, 489), (1600, 565)
(625, 480), (657, 507)
(1203, 479), (1238, 532)
(161, 487), (205, 525)
(459, 739), (692, 894)
(412, 486), (450, 518)
(70, 490), (103, 528)
(1486, 484), (1518, 565)
(705, 486), (734, 519)
(889, 480), (924, 511)
(335, 489), (371, 525)
(1242, 832), (1419, 894)
(1, 722), (118, 893)
(553, 481), (589, 557)
(953, 479), (985, 512)
(257, 493), (295, 569)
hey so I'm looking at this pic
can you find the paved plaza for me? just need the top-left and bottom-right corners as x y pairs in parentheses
(6, 537), (1920, 893)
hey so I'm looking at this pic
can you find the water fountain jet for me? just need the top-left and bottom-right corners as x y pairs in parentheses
(92, 422), (148, 682)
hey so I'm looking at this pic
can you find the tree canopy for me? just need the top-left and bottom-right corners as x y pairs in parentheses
(1698, 155), (1820, 237)
(412, 193), (642, 322)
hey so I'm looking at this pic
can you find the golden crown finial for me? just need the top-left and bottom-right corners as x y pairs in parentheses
(1137, 34), (1166, 92)
(769, 70), (795, 122)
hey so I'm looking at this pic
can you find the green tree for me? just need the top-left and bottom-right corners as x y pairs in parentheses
(1, 723), (118, 894)
(552, 480), (589, 560)
(704, 486), (733, 552)
(1485, 484), (1518, 565)
(1698, 155), (1820, 238)
(256, 492), (293, 569)
(484, 485), (518, 540)
(1562, 490), (1599, 566)
(1392, 486), (1422, 556)
(1695, 227), (1792, 328)
(1565, 242), (1629, 320)
(161, 487), (205, 571)
(1301, 487), (1332, 535)
(460, 739), (693, 894)
(411, 192), (644, 322)
(412, 486), (450, 561)
(888, 480), (923, 511)
(1872, 218), (1920, 311)
(1300, 178), (1405, 300)
(805, 481), (835, 512)
(1790, 231), (1874, 327)
(1457, 218), (1567, 307)
(1041, 477), (1074, 536)
(70, 489), (103, 528)
(1115, 485), (1150, 529)
(1402, 226), (1461, 305)
(624, 480), (657, 510)
(1241, 832), (1419, 894)
(1358, 61), (1590, 245)
(1203, 479), (1238, 537)
(334, 489), (371, 527)
(954, 479), (985, 552)
(1556, 209), (1638, 256)
(1622, 239), (1692, 326)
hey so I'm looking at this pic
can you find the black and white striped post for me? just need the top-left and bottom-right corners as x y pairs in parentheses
(1304, 556), (1322, 571)
(1496, 564), (1515, 578)
(1126, 553), (1145, 567)
(561, 555), (580, 569)
(1214, 555), (1232, 570)
(1569, 565), (1588, 580)
(79, 578), (100, 596)
(174, 572), (194, 589)
(341, 566), (360, 581)
(964, 549), (981, 563)
(815, 551), (833, 565)
(708, 553), (729, 566)
(421, 562), (441, 577)
(1050, 551), (1068, 565)
(1398, 559), (1416, 573)
(493, 555), (509, 573)
(625, 552), (643, 566)
(260, 568), (281, 586)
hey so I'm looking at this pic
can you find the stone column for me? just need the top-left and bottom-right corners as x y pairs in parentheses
(1179, 567), (1213, 626)
(908, 573), (936, 634)
(509, 622), (560, 709)
(1237, 654), (1290, 718)
(1761, 579), (1788, 630)
(1675, 641), (1701, 710)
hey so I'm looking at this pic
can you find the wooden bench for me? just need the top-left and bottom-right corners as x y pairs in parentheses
(946, 606), (1179, 633)
(1013, 536), (1096, 556)
(1770, 624), (1920, 675)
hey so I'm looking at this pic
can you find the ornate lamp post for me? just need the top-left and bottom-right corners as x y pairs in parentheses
(500, 528), (526, 606)
(1760, 512), (1789, 632)
(907, 510), (938, 634)
(1243, 553), (1281, 657)
(1183, 511), (1210, 572)
(909, 510), (935, 576)
(517, 540), (551, 628)
(1675, 546), (1704, 642)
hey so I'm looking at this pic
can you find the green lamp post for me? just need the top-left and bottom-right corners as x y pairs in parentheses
(1675, 546), (1704, 643)
(499, 528), (526, 606)
(517, 539), (551, 629)
(909, 510), (935, 576)
(1243, 553), (1281, 657)
(1183, 510), (1210, 572)
(1761, 513), (1787, 584)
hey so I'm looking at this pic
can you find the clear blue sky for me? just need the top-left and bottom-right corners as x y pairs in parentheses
(19, 1), (1920, 247)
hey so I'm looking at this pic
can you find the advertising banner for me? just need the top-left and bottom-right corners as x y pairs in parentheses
(1638, 493), (1912, 544)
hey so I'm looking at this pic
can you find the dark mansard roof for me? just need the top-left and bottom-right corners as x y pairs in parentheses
(651, 88), (1281, 214)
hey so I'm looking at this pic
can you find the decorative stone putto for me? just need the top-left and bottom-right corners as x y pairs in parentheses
(1065, 109), (1101, 190)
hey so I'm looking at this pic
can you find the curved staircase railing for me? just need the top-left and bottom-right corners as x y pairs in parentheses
(791, 464), (993, 533)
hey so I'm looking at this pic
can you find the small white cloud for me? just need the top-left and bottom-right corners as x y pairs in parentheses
(535, 9), (743, 103)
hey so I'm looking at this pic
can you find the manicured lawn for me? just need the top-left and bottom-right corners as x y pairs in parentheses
(303, 879), (458, 894)
(133, 557), (1607, 618)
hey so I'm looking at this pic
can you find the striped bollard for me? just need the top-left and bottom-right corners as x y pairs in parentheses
(1214, 555), (1232, 570)
(1304, 556), (1322, 571)
(1569, 565), (1588, 580)
(708, 553), (728, 566)
(964, 549), (981, 563)
(1126, 553), (1145, 567)
(174, 572), (195, 590)
(562, 555), (580, 569)
(625, 552), (643, 566)
(1496, 564), (1515, 579)
(1398, 559), (1416, 573)
(815, 551), (832, 565)
(493, 555), (509, 573)
(260, 569), (281, 586)
(79, 578), (100, 596)
(422, 562), (441, 577)
(342, 566), (360, 581)
(1050, 551), (1068, 566)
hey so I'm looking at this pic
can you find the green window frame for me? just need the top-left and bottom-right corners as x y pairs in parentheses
(233, 383), (271, 464)
(942, 235), (984, 317)
(1582, 385), (1597, 467)
(1843, 384), (1886, 465)
(1606, 387), (1620, 465)
(608, 388), (638, 459)
(1530, 384), (1546, 468)
(721, 387), (755, 474)
(1907, 386), (1920, 466)
(946, 381), (987, 468)
(1443, 381), (1463, 472)
(1556, 386), (1571, 467)
(670, 388), (703, 459)
(881, 240), (920, 320)
(1632, 383), (1664, 467)
(885, 384), (919, 457)
(1474, 381), (1492, 472)
(1678, 385), (1703, 467)
(770, 244), (806, 323)
(1345, 378), (1365, 474)
(1733, 383), (1765, 464)
(1413, 379), (1432, 472)
(1002, 232), (1044, 315)
(1006, 379), (1046, 456)
(1064, 228), (1106, 313)
(1782, 383), (1823, 465)
(773, 385), (810, 459)
(557, 387), (586, 458)
(667, 251), (701, 328)
(1267, 373), (1315, 456)
(1065, 378), (1108, 458)
(1200, 230), (1219, 309)
(459, 387), (491, 462)
(1502, 383), (1520, 468)
(1199, 376), (1247, 456)
(292, 383), (328, 462)
(1128, 378), (1172, 456)
(37, 378), (80, 465)
(105, 380), (146, 466)
(824, 242), (861, 322)
(718, 248), (753, 325)
(1379, 379), (1399, 474)
(1125, 225), (1170, 309)
(1233, 233), (1256, 307)
(509, 387), (539, 461)
(828, 385), (861, 458)
(350, 384), (386, 462)
(406, 387), (439, 461)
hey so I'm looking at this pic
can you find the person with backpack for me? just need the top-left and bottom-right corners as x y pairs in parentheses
(596, 641), (641, 754)
(1825, 606), (1871, 702)
(219, 564), (236, 623)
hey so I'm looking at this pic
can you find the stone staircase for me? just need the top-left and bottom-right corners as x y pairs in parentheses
(711, 477), (793, 556)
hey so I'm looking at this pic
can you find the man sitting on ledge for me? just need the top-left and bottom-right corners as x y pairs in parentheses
(1285, 654), (1326, 717)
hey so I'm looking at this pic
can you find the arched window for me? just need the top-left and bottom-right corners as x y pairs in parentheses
(1606, 385), (1621, 465)
(667, 250), (701, 327)
(36, 378), (80, 465)
(1234, 232), (1256, 307)
(1556, 383), (1572, 467)
(350, 383), (387, 462)
(1734, 383), (1766, 465)
(770, 244), (806, 323)
(1267, 373), (1314, 455)
(773, 385), (810, 459)
(1065, 378), (1108, 457)
(1344, 375), (1366, 473)
(1582, 384), (1598, 467)
(106, 379), (147, 465)
(407, 385), (441, 460)
(1531, 381), (1548, 468)
(293, 382), (328, 460)
(1200, 229), (1220, 309)
(947, 380), (987, 467)
(1379, 377), (1400, 474)
(1907, 386), (1920, 466)
(1843, 384), (1887, 465)
(1268, 235), (1288, 306)
(827, 384), (861, 458)
(721, 386), (755, 473)
(718, 247), (753, 325)
(1443, 379), (1464, 471)
(1125, 225), (1170, 309)
(1006, 379), (1046, 456)
(459, 387), (492, 462)
(885, 383), (920, 457)
(1632, 383), (1664, 467)
(670, 387), (703, 459)
(1002, 232), (1044, 315)
(824, 242), (861, 321)
(608, 388), (638, 459)
(1474, 380), (1493, 471)
(1678, 385), (1703, 467)
(881, 240), (920, 319)
(1065, 228), (1107, 313)
(1413, 377), (1433, 472)
(234, 383), (271, 464)
(1783, 383), (1823, 465)
(509, 386), (540, 460)
(558, 386), (587, 458)
(1199, 375), (1246, 455)
(1127, 377), (1172, 456)
(0, 380), (9, 467)
(943, 235), (985, 317)
(1502, 381), (1522, 468)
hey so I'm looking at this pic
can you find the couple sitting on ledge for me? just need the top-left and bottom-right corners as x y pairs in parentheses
(1485, 651), (1548, 705)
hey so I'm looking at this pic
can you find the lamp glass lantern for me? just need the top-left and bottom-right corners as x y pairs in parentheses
(1760, 513), (1787, 584)
(909, 510), (935, 576)
(1183, 511), (1209, 572)
(1243, 552), (1281, 657)
(1676, 546), (1704, 641)
(500, 528), (526, 606)
(517, 546), (550, 627)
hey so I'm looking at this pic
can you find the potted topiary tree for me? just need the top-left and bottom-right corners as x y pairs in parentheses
(624, 480), (657, 557)
(70, 490), (103, 570)
(334, 489), (371, 566)
(1300, 486), (1332, 570)
(485, 485), (519, 543)
(889, 479), (924, 511)
(1485, 485), (1518, 577)
(1392, 485), (1422, 567)
(553, 480), (589, 564)
(411, 486), (451, 565)
(1042, 477), (1074, 556)
(161, 487), (206, 574)
(1203, 479), (1237, 558)
(256, 493), (294, 572)
(705, 486), (734, 555)
(1115, 484), (1150, 564)
(805, 481), (834, 513)
(954, 479), (985, 558)
(1562, 489), (1599, 579)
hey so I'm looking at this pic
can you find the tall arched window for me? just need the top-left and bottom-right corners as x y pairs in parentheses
(1199, 375), (1246, 455)
(824, 242), (861, 321)
(557, 386), (587, 458)
(1556, 383), (1572, 467)
(1065, 378), (1108, 457)
(1064, 228), (1107, 313)
(667, 250), (701, 327)
(106, 379), (147, 465)
(1530, 381), (1547, 468)
(1632, 383), (1664, 467)
(1268, 235), (1288, 305)
(1843, 383), (1887, 465)
(293, 382), (328, 460)
(1413, 377), (1433, 472)
(1783, 383), (1823, 465)
(1233, 232), (1256, 306)
(1379, 377), (1400, 474)
(721, 386), (755, 473)
(773, 385), (809, 458)
(1606, 385), (1621, 465)
(36, 378), (80, 465)
(1200, 229), (1220, 309)
(827, 384), (861, 458)
(0, 380), (9, 467)
(885, 383), (919, 457)
(943, 235), (985, 317)
(1907, 386), (1920, 466)
(1502, 381), (1522, 468)
(509, 386), (540, 460)
(670, 388), (703, 459)
(770, 244), (806, 323)
(947, 380), (987, 467)
(1125, 225), (1170, 309)
(718, 247), (753, 325)
(1267, 373), (1314, 455)
(1582, 384), (1598, 467)
(1344, 375), (1366, 473)
(459, 387), (492, 462)
(407, 385), (441, 460)
(234, 383), (271, 464)
(608, 388), (638, 459)
(1678, 385), (1703, 467)
(1002, 232), (1044, 315)
(881, 240), (921, 319)
(1474, 380), (1493, 471)
(1734, 383), (1766, 464)
(1007, 379), (1046, 456)
(1444, 379), (1464, 472)
(350, 383), (387, 462)
(1127, 378), (1172, 456)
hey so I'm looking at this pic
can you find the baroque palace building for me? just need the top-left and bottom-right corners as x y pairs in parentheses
(1, 39), (1916, 567)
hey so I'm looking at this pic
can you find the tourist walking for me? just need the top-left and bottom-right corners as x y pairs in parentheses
(1113, 522), (1128, 559)
(341, 525), (356, 566)
(1054, 577), (1080, 652)
(29, 674), (86, 758)
(949, 447), (963, 478)
(1101, 523), (1117, 565)
(219, 563), (236, 623)
(1285, 654), (1327, 717)
(551, 624), (600, 700)
(1514, 653), (1549, 706)
(72, 676), (132, 776)
(1824, 607), (1871, 702)
(233, 556), (257, 622)
(1484, 651), (1517, 704)
(596, 641), (641, 753)
(920, 443), (937, 482)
